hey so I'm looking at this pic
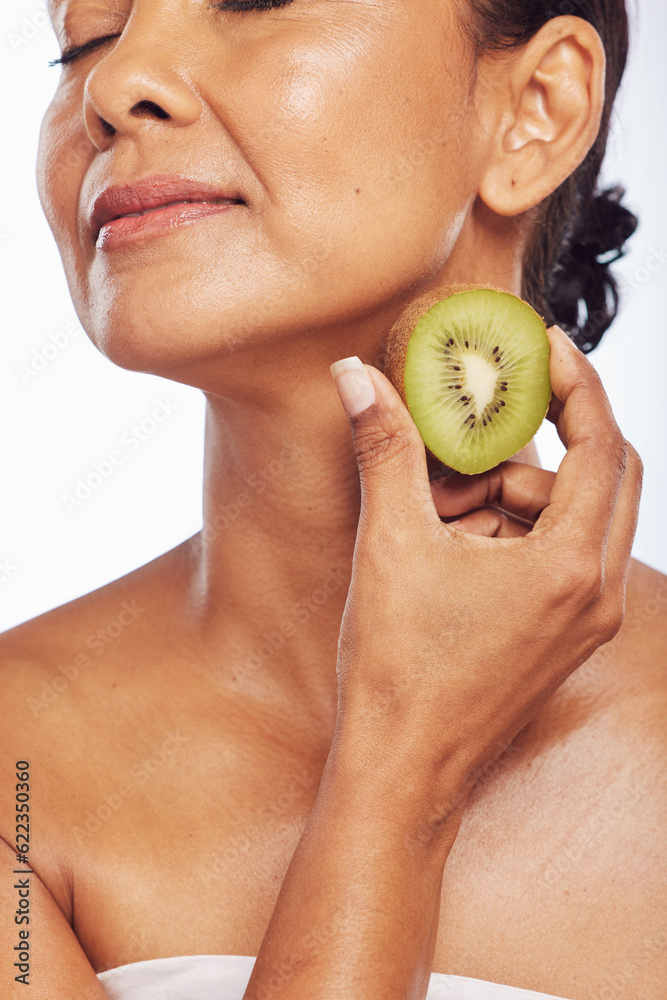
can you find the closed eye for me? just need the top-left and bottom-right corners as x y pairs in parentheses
(49, 0), (297, 67)
(210, 0), (296, 11)
(49, 34), (120, 67)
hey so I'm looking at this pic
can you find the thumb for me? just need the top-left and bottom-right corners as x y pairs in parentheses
(330, 356), (440, 527)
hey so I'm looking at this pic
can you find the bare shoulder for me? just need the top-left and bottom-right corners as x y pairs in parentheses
(546, 557), (667, 837)
(0, 585), (141, 718)
(0, 539), (186, 716)
(544, 557), (667, 995)
(532, 557), (667, 995)
(436, 559), (667, 997)
(0, 533), (194, 700)
(579, 557), (667, 744)
(0, 537), (194, 903)
(620, 557), (667, 667)
(0, 544), (164, 759)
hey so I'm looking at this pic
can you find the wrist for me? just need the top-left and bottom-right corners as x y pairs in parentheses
(322, 720), (469, 856)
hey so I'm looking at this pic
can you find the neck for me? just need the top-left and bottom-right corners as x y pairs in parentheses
(184, 347), (368, 736)
(181, 240), (533, 736)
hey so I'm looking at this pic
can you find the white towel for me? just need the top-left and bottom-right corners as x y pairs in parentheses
(97, 953), (572, 999)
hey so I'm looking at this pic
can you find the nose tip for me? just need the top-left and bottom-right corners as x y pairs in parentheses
(83, 47), (202, 149)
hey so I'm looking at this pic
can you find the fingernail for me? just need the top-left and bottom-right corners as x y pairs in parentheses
(550, 325), (573, 345)
(330, 356), (376, 417)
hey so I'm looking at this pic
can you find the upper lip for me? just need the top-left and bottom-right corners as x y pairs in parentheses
(89, 175), (245, 240)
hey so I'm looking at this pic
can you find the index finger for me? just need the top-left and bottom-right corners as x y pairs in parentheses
(531, 325), (626, 545)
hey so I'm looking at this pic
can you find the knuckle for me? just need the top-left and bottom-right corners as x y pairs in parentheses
(570, 364), (603, 399)
(583, 566), (605, 603)
(625, 441), (644, 486)
(485, 467), (504, 508)
(563, 550), (605, 603)
(455, 508), (502, 537)
(353, 421), (416, 474)
(561, 549), (625, 643)
(596, 589), (626, 644)
(479, 509), (504, 536)
(597, 429), (627, 471)
(524, 478), (551, 516)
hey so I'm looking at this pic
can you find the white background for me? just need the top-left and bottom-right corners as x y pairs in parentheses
(1, 0), (665, 633)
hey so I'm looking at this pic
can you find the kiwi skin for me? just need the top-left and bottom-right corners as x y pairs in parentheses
(383, 282), (551, 477)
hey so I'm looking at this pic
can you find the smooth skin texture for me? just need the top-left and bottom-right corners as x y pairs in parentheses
(0, 1), (665, 997)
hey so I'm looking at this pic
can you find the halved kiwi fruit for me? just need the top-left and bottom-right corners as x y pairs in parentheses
(383, 283), (552, 476)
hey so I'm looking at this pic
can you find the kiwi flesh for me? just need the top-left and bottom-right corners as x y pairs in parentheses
(384, 283), (552, 476)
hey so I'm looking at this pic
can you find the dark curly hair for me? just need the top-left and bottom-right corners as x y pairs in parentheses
(459, 0), (639, 352)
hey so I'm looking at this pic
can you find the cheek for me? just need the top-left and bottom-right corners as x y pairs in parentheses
(227, 17), (474, 285)
(32, 9), (477, 378)
(37, 87), (96, 305)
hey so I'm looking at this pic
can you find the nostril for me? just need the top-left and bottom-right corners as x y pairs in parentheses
(130, 99), (170, 120)
(100, 117), (116, 136)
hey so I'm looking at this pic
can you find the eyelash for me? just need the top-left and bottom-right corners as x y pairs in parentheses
(48, 34), (120, 67)
(210, 0), (295, 9)
(49, 0), (296, 66)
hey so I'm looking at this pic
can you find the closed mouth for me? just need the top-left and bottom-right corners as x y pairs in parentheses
(108, 197), (243, 222)
(89, 176), (247, 242)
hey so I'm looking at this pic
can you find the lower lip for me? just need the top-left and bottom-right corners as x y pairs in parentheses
(96, 201), (242, 249)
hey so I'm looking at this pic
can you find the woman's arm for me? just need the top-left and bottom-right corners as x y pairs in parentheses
(243, 732), (465, 1000)
(243, 325), (642, 1000)
(0, 836), (108, 1000)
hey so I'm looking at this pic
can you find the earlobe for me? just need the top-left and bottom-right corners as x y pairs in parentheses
(477, 17), (606, 217)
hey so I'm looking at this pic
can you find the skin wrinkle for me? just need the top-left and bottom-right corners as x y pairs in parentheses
(51, 1), (129, 49)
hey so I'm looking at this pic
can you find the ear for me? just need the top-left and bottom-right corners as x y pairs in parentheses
(476, 16), (606, 216)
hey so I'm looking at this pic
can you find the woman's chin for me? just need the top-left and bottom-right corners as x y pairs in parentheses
(81, 301), (250, 380)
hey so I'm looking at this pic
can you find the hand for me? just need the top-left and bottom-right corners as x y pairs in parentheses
(429, 460), (557, 537)
(329, 326), (642, 814)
